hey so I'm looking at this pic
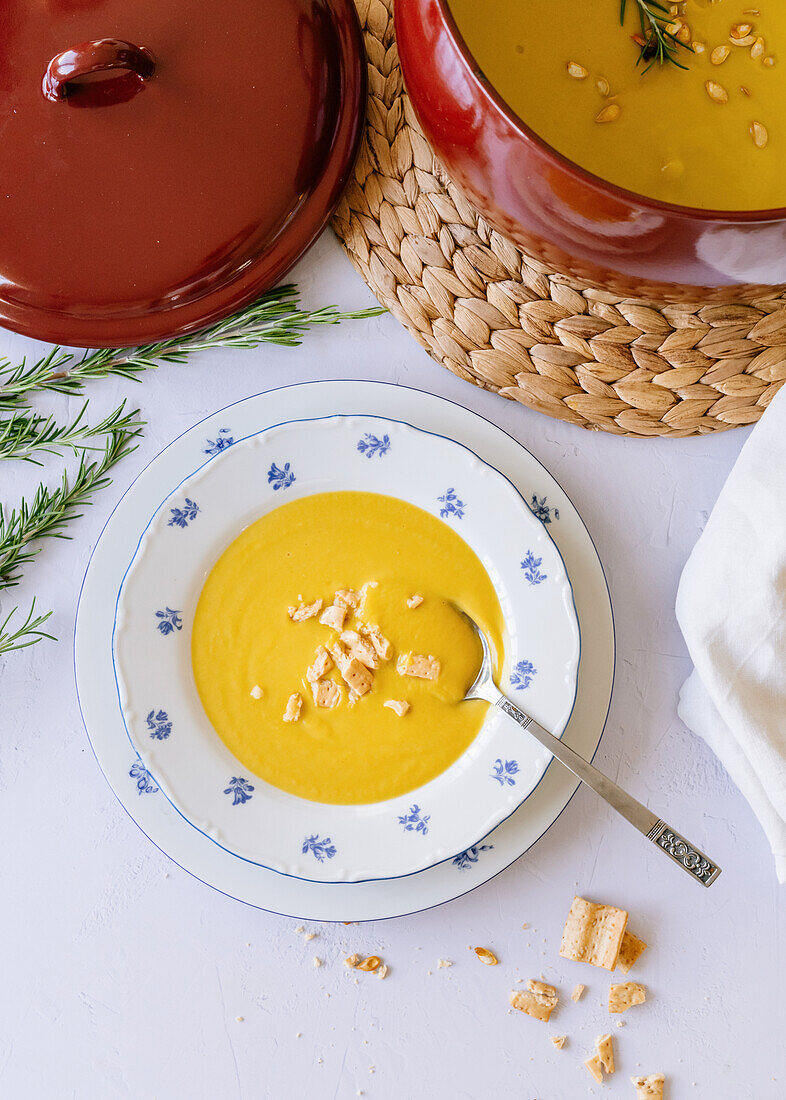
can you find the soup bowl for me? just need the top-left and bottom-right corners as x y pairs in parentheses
(395, 0), (786, 303)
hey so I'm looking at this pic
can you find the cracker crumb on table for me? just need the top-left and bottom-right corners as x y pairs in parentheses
(630, 1074), (665, 1099)
(509, 980), (559, 1022)
(609, 982), (647, 1014)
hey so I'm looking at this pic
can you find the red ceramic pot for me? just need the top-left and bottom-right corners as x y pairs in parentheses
(0, 0), (364, 347)
(395, 0), (786, 303)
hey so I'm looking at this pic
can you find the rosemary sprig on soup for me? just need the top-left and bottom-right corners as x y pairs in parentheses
(448, 0), (780, 208)
(622, 0), (692, 71)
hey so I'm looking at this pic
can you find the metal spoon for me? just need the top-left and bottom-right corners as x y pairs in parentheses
(456, 605), (721, 887)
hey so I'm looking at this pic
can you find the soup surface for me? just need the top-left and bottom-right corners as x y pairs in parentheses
(448, 0), (786, 209)
(191, 491), (505, 804)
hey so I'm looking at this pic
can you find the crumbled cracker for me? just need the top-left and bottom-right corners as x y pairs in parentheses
(559, 896), (628, 970)
(630, 1074), (665, 1099)
(288, 598), (322, 622)
(344, 954), (361, 968)
(249, 684), (263, 699)
(330, 642), (374, 695)
(304, 932), (317, 941)
(361, 624), (393, 661)
(313, 957), (322, 968)
(437, 959), (453, 969)
(609, 982), (647, 1013)
(383, 699), (410, 717)
(585, 1055), (604, 1084)
(235, 1016), (244, 1023)
(335, 588), (360, 609)
(509, 980), (559, 1022)
(313, 679), (342, 708)
(571, 983), (585, 1002)
(377, 964), (389, 980)
(474, 947), (498, 965)
(550, 1035), (566, 1050)
(307, 645), (334, 682)
(340, 629), (380, 669)
(616, 1020), (626, 1028)
(407, 594), (424, 609)
(283, 692), (303, 722)
(320, 603), (348, 631)
(397, 652), (441, 680)
(617, 930), (647, 974)
(596, 1033), (615, 1074)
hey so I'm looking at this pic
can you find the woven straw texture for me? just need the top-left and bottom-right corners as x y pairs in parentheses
(331, 0), (786, 437)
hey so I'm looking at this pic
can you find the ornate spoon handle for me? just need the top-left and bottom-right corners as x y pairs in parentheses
(495, 695), (721, 887)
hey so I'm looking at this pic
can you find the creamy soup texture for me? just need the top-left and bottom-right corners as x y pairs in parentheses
(448, 0), (786, 209)
(191, 491), (505, 804)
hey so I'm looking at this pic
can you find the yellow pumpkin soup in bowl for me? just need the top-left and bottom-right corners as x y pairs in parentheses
(191, 491), (506, 805)
(448, 0), (786, 210)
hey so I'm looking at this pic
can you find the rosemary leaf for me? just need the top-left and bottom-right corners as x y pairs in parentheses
(0, 599), (55, 657)
(0, 286), (385, 410)
(0, 399), (146, 464)
(0, 419), (143, 591)
(621, 0), (692, 71)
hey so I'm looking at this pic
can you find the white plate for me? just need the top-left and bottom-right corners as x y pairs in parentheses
(75, 381), (614, 919)
(113, 416), (580, 882)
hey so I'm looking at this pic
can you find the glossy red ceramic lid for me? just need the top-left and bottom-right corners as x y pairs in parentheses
(0, 0), (365, 347)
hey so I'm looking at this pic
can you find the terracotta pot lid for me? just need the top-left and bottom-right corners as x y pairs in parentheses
(0, 0), (365, 347)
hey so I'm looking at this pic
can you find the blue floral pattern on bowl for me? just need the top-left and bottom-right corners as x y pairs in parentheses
(267, 461), (295, 491)
(357, 432), (391, 458)
(167, 498), (200, 529)
(155, 607), (182, 635)
(114, 413), (581, 884)
(529, 494), (559, 525)
(521, 550), (547, 585)
(452, 844), (493, 870)
(491, 758), (519, 787)
(398, 804), (430, 835)
(129, 759), (159, 795)
(438, 488), (465, 519)
(204, 428), (234, 456)
(302, 834), (337, 862)
(511, 659), (537, 690)
(224, 777), (255, 805)
(146, 709), (172, 740)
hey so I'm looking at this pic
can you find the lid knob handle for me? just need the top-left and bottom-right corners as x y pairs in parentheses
(43, 38), (156, 103)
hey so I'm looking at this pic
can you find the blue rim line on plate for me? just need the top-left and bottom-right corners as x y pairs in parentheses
(74, 379), (615, 919)
(110, 412), (582, 884)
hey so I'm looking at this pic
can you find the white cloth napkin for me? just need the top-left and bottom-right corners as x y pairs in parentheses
(676, 388), (786, 883)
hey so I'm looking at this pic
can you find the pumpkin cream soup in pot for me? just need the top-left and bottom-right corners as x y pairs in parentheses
(191, 491), (505, 804)
(447, 0), (786, 210)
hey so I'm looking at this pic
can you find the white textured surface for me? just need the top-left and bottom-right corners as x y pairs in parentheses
(1, 233), (784, 1099)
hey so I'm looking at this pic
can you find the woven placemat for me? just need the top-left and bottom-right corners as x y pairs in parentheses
(331, 0), (786, 437)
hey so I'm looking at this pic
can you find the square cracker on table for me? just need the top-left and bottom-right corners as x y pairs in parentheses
(509, 980), (559, 1022)
(559, 896), (628, 970)
(631, 1074), (665, 1099)
(617, 930), (648, 974)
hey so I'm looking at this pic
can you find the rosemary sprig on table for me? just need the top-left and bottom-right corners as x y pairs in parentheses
(0, 399), (144, 463)
(0, 284), (384, 655)
(0, 600), (55, 657)
(0, 286), (384, 411)
(621, 0), (692, 71)
(0, 421), (143, 591)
